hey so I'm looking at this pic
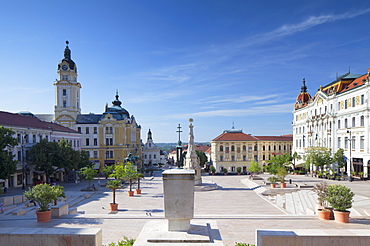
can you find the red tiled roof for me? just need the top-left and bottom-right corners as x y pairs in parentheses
(212, 132), (258, 141)
(0, 111), (79, 133)
(195, 145), (210, 152)
(340, 74), (367, 93)
(254, 136), (293, 141)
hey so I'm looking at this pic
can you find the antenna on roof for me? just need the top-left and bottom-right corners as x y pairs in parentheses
(232, 121), (235, 129)
(348, 66), (351, 74)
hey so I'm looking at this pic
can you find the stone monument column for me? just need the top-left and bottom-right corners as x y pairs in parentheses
(162, 169), (195, 231)
(184, 118), (202, 185)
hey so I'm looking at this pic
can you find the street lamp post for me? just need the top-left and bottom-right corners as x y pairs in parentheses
(176, 124), (183, 168)
(21, 133), (26, 189)
(347, 130), (352, 182)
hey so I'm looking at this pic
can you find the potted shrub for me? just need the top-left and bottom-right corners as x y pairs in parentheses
(106, 180), (122, 211)
(276, 167), (288, 188)
(24, 183), (65, 222)
(223, 168), (228, 175)
(209, 166), (216, 175)
(136, 173), (144, 194)
(236, 167), (242, 175)
(326, 184), (355, 223)
(267, 176), (278, 188)
(312, 181), (330, 220)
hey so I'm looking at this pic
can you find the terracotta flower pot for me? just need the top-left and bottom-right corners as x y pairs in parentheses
(109, 203), (118, 211)
(135, 189), (141, 194)
(280, 183), (287, 188)
(36, 210), (52, 222)
(270, 183), (276, 188)
(334, 211), (350, 223)
(128, 191), (134, 196)
(317, 209), (331, 220)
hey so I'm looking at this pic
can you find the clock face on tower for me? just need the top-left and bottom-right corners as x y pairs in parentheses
(62, 65), (68, 71)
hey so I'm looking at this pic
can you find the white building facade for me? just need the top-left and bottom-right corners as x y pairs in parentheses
(292, 69), (370, 178)
(142, 129), (162, 166)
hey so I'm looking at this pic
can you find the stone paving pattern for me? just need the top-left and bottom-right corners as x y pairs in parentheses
(1, 171), (370, 245)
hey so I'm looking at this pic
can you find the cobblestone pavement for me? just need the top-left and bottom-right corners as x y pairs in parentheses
(1, 171), (370, 245)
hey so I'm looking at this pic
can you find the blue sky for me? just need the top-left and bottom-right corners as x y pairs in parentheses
(1, 1), (370, 142)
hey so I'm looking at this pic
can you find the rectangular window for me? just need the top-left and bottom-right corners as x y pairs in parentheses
(63, 89), (67, 96)
(18, 151), (21, 161)
(77, 127), (81, 133)
(337, 137), (341, 148)
(225, 147), (229, 153)
(352, 97), (356, 107)
(220, 156), (223, 161)
(94, 138), (97, 146)
(63, 100), (67, 108)
(86, 127), (89, 134)
(360, 136), (365, 149)
(338, 102), (340, 110)
(94, 127), (97, 134)
(243, 155), (246, 161)
(345, 99), (348, 109)
(93, 151), (98, 159)
(231, 156), (235, 161)
(361, 94), (365, 104)
(344, 137), (348, 149)
(86, 138), (90, 146)
(33, 135), (36, 143)
(352, 136), (356, 150)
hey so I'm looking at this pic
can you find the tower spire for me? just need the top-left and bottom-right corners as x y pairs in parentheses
(301, 78), (307, 93)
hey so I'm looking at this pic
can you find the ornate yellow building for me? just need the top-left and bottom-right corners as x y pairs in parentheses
(39, 41), (142, 169)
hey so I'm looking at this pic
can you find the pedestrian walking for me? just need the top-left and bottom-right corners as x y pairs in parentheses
(75, 179), (78, 186)
(97, 179), (101, 187)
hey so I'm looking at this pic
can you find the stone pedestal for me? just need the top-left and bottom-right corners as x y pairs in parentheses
(162, 169), (195, 232)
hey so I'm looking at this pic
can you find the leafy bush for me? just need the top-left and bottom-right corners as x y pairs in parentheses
(312, 181), (328, 208)
(267, 176), (278, 184)
(105, 236), (135, 246)
(24, 184), (65, 212)
(326, 184), (354, 212)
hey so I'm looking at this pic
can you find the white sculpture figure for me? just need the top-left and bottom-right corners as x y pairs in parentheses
(184, 118), (202, 185)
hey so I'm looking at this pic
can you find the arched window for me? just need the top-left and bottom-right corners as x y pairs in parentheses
(242, 145), (246, 151)
(268, 145), (271, 151)
(352, 117), (356, 127)
(361, 116), (365, 126)
(231, 145), (235, 151)
(220, 145), (223, 151)
(262, 145), (265, 151)
(278, 145), (281, 151)
(338, 120), (341, 129)
(274, 145), (276, 151)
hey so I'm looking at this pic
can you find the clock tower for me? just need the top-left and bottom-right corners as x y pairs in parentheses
(54, 41), (81, 127)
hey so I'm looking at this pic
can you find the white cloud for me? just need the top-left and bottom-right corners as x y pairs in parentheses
(169, 103), (292, 118)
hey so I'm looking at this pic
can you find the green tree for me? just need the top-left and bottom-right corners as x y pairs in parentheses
(247, 160), (262, 174)
(80, 166), (97, 188)
(195, 150), (207, 166)
(57, 138), (79, 172)
(30, 139), (59, 182)
(291, 152), (301, 171)
(333, 148), (346, 168)
(106, 179), (122, 204)
(102, 165), (115, 178)
(305, 147), (332, 172)
(266, 153), (291, 175)
(78, 150), (91, 169)
(0, 127), (18, 180)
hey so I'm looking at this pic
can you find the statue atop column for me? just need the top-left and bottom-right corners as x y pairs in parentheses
(184, 118), (202, 185)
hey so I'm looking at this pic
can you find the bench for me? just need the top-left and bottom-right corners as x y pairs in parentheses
(257, 229), (370, 246)
(0, 227), (102, 246)
(51, 203), (69, 217)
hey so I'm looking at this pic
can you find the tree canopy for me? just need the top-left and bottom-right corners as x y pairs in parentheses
(266, 153), (291, 175)
(0, 127), (18, 180)
(305, 147), (332, 171)
(247, 160), (262, 174)
(30, 138), (91, 181)
(333, 148), (346, 168)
